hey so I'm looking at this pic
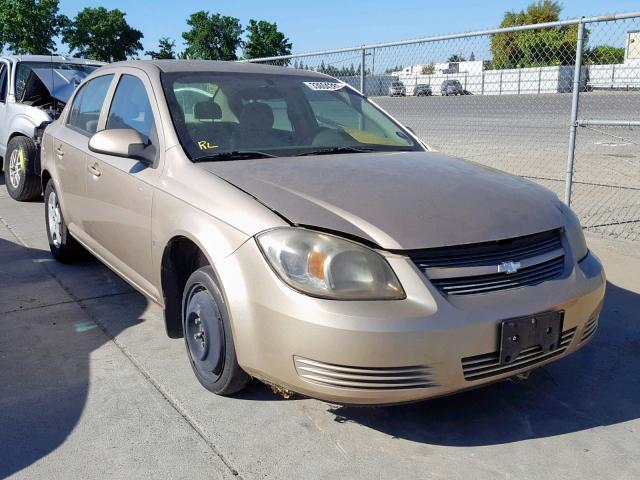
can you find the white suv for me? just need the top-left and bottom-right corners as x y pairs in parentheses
(0, 55), (102, 200)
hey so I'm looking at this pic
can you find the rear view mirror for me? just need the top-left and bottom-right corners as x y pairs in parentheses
(88, 129), (148, 161)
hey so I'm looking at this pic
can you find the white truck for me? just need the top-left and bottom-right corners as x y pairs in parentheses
(0, 55), (103, 200)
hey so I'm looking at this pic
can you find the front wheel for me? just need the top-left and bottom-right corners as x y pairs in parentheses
(182, 266), (249, 395)
(5, 136), (41, 201)
(44, 180), (84, 262)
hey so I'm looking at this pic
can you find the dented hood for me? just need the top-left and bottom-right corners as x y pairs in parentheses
(30, 68), (91, 103)
(200, 151), (566, 250)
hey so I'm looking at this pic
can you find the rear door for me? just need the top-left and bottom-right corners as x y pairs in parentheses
(82, 69), (163, 297)
(53, 73), (114, 230)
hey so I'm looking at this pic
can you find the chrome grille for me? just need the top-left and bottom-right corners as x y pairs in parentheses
(432, 256), (564, 295)
(409, 229), (565, 296)
(461, 328), (576, 381)
(410, 229), (562, 268)
(294, 357), (436, 390)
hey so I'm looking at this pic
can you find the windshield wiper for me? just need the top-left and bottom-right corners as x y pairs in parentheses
(193, 150), (277, 162)
(296, 146), (375, 156)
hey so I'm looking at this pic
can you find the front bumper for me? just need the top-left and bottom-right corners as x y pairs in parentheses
(217, 240), (605, 405)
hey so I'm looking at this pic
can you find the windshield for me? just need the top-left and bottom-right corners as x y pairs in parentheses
(161, 72), (422, 161)
(15, 61), (101, 101)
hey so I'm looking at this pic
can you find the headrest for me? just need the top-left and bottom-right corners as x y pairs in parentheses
(241, 102), (274, 129)
(194, 101), (222, 121)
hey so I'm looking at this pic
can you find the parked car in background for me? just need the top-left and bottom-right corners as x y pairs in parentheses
(0, 55), (102, 200)
(388, 80), (406, 96)
(415, 84), (433, 96)
(441, 79), (464, 96)
(42, 60), (604, 405)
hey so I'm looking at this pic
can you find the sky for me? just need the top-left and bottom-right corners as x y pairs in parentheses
(55, 0), (640, 57)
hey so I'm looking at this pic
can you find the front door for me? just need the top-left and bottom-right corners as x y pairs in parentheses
(83, 71), (162, 298)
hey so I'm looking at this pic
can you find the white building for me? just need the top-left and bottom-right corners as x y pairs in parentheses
(395, 60), (483, 78)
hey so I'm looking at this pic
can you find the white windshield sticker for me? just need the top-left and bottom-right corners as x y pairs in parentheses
(303, 81), (346, 91)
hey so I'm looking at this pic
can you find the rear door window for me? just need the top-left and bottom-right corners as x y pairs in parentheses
(67, 75), (114, 135)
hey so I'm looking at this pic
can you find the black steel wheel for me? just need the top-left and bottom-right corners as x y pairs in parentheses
(182, 266), (249, 395)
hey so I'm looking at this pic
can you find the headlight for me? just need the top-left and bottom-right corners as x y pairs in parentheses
(256, 228), (405, 300)
(557, 201), (588, 262)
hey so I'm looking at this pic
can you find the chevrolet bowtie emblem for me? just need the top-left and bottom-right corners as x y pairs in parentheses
(498, 261), (521, 274)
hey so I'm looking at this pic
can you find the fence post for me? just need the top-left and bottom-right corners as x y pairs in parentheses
(538, 68), (542, 94)
(360, 47), (366, 95)
(564, 19), (585, 206)
(611, 63), (616, 89)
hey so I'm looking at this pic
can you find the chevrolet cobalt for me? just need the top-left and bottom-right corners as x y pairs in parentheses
(40, 61), (605, 404)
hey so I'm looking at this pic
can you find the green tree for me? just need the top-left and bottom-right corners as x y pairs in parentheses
(421, 64), (435, 75)
(243, 19), (292, 60)
(0, 0), (67, 54)
(62, 7), (143, 62)
(586, 45), (625, 65)
(146, 37), (176, 59)
(182, 11), (242, 60)
(384, 65), (403, 74)
(490, 1), (584, 68)
(448, 53), (467, 63)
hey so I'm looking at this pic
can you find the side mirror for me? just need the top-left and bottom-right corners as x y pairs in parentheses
(88, 129), (149, 162)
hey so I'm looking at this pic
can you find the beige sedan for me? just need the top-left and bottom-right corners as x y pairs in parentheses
(40, 60), (605, 405)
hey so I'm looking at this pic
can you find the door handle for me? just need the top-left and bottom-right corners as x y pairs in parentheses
(55, 145), (64, 157)
(88, 163), (101, 177)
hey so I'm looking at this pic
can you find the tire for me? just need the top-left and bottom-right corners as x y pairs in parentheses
(5, 136), (41, 201)
(44, 180), (84, 262)
(182, 266), (249, 395)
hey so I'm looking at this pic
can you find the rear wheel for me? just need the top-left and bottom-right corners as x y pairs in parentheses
(182, 266), (249, 395)
(5, 136), (41, 201)
(44, 180), (84, 262)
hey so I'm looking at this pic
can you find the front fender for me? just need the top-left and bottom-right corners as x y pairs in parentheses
(8, 107), (51, 142)
(151, 188), (253, 301)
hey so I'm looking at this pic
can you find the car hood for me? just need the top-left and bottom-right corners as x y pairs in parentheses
(200, 151), (566, 250)
(30, 67), (92, 103)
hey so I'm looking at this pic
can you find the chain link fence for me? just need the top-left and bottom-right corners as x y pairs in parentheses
(245, 12), (640, 242)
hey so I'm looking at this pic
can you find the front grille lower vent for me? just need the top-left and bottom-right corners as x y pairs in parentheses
(409, 229), (565, 296)
(581, 314), (599, 343)
(294, 357), (436, 390)
(461, 328), (576, 381)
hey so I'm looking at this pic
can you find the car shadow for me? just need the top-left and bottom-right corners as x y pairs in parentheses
(0, 236), (146, 478)
(327, 280), (640, 446)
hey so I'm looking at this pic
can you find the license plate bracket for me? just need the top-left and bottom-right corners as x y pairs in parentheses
(499, 311), (563, 365)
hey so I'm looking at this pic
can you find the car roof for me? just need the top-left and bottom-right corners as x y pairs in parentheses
(1, 54), (104, 65)
(105, 60), (331, 79)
